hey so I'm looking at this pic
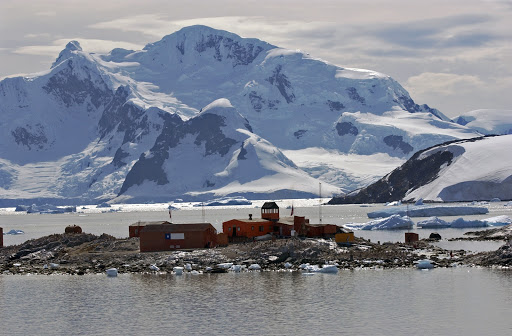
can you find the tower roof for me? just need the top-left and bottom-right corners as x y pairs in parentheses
(261, 202), (279, 209)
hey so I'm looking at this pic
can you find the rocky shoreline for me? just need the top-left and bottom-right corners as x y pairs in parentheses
(2, 230), (511, 275)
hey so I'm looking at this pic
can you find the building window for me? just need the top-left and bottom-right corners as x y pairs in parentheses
(251, 226), (254, 231)
(170, 245), (174, 248)
(238, 227), (240, 231)
(176, 245), (180, 248)
(171, 233), (185, 240)
(229, 227), (231, 231)
(259, 226), (264, 232)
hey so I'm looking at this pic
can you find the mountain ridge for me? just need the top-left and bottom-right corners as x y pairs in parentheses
(0, 25), (482, 205)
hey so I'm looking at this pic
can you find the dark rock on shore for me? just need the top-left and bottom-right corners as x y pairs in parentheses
(2, 233), (510, 275)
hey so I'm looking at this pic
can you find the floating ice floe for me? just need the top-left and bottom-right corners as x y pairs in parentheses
(174, 266), (184, 275)
(346, 215), (413, 230)
(49, 263), (59, 269)
(302, 264), (338, 274)
(284, 262), (292, 269)
(231, 265), (242, 272)
(149, 264), (160, 272)
(185, 263), (192, 271)
(415, 260), (434, 269)
(4, 229), (25, 235)
(106, 268), (118, 277)
(217, 262), (233, 269)
(248, 264), (261, 271)
(367, 204), (488, 218)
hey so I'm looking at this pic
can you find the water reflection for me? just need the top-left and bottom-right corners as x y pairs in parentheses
(1, 269), (512, 335)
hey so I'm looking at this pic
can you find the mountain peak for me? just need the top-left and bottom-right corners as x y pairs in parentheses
(51, 40), (84, 68)
(139, 25), (274, 69)
(65, 40), (82, 52)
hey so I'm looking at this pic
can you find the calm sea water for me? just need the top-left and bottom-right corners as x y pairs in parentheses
(1, 268), (511, 336)
(1, 202), (512, 335)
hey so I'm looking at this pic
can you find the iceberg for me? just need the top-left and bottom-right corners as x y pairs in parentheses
(349, 215), (414, 230)
(483, 215), (511, 226)
(367, 204), (488, 218)
(450, 218), (488, 228)
(417, 217), (450, 229)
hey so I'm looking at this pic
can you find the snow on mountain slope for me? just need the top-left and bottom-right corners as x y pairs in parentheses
(114, 99), (339, 202)
(407, 135), (512, 202)
(97, 25), (477, 152)
(329, 135), (512, 204)
(453, 109), (512, 135)
(0, 25), (485, 204)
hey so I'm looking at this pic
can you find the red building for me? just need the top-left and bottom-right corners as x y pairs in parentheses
(222, 202), (341, 241)
(129, 221), (169, 238)
(139, 222), (217, 252)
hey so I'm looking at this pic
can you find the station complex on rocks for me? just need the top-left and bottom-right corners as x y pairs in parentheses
(129, 202), (354, 252)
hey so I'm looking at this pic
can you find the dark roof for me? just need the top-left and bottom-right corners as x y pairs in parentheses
(130, 221), (170, 227)
(262, 202), (279, 209)
(141, 223), (215, 232)
(224, 218), (270, 224)
(307, 223), (340, 228)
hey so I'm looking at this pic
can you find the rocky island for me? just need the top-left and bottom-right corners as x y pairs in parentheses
(2, 225), (511, 275)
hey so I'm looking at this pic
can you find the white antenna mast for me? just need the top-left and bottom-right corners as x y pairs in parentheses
(319, 182), (322, 223)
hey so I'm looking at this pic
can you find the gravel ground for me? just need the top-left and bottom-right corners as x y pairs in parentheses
(2, 230), (510, 275)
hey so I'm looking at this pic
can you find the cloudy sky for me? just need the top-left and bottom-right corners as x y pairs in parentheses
(1, 0), (510, 117)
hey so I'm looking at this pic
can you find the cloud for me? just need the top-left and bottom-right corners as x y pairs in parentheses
(13, 38), (144, 56)
(405, 72), (484, 96)
(35, 11), (57, 17)
(368, 14), (501, 50)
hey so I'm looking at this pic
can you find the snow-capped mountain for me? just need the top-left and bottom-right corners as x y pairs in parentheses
(0, 25), (482, 204)
(328, 135), (512, 203)
(453, 109), (512, 135)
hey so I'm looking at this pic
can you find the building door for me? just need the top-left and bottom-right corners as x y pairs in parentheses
(232, 226), (237, 237)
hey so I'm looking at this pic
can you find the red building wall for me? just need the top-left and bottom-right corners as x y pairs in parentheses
(222, 219), (274, 239)
(129, 224), (145, 238)
(139, 225), (217, 252)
